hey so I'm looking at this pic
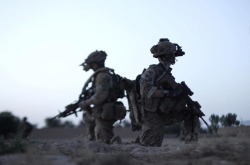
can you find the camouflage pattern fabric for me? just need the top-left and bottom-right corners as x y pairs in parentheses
(140, 65), (162, 113)
(95, 118), (116, 143)
(87, 68), (122, 143)
(82, 110), (95, 141)
(80, 50), (107, 71)
(90, 71), (113, 105)
(183, 115), (200, 142)
(139, 111), (166, 147)
(150, 40), (176, 58)
(139, 64), (200, 146)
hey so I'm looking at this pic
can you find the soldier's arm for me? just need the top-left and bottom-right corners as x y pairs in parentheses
(140, 68), (165, 98)
(140, 68), (179, 98)
(84, 72), (112, 106)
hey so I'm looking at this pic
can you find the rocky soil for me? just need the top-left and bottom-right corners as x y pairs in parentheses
(1, 127), (250, 165)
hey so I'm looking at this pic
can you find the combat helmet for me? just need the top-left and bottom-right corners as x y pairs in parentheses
(80, 50), (107, 71)
(150, 38), (185, 58)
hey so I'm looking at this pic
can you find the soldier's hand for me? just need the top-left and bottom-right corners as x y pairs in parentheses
(79, 100), (88, 109)
(123, 78), (134, 90)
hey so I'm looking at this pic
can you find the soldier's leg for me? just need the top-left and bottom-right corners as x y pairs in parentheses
(166, 107), (200, 143)
(183, 115), (200, 142)
(192, 116), (200, 141)
(95, 118), (116, 144)
(139, 111), (165, 147)
(179, 120), (185, 141)
(83, 112), (95, 141)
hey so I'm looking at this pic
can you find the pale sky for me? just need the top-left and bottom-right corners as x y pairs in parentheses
(1, 0), (250, 128)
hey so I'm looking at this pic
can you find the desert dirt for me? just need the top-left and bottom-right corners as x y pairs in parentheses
(1, 126), (250, 165)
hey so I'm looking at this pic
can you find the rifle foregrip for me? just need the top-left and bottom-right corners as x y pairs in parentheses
(180, 81), (193, 96)
(194, 101), (201, 109)
(192, 101), (205, 117)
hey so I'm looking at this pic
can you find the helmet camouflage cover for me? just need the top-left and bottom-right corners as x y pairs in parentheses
(150, 38), (177, 58)
(80, 50), (107, 71)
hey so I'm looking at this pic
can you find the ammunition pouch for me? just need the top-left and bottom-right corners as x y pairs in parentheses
(100, 101), (127, 120)
(144, 97), (161, 112)
(82, 110), (94, 123)
(159, 97), (186, 114)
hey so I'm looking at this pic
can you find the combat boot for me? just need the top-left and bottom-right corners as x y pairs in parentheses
(110, 136), (122, 144)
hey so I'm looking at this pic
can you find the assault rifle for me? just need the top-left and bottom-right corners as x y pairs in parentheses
(50, 67), (114, 120)
(49, 87), (93, 120)
(50, 77), (95, 121)
(157, 72), (210, 128)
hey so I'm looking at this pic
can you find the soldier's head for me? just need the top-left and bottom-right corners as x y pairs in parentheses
(23, 117), (27, 122)
(80, 50), (107, 71)
(150, 38), (185, 66)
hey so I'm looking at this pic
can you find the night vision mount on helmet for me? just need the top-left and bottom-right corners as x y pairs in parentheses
(150, 38), (185, 58)
(80, 50), (107, 71)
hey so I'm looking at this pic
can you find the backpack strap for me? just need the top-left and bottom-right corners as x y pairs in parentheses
(80, 67), (113, 99)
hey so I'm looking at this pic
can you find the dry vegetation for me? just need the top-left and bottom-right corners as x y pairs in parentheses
(1, 126), (250, 165)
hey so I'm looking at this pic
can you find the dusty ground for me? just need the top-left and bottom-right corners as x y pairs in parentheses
(1, 127), (250, 165)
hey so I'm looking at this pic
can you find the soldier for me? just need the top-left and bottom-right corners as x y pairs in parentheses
(18, 117), (33, 139)
(139, 38), (200, 147)
(78, 50), (127, 144)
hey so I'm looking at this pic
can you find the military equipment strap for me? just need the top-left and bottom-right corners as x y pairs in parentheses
(80, 67), (114, 99)
(127, 90), (140, 123)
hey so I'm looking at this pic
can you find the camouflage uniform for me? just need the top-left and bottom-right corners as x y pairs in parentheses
(91, 69), (117, 143)
(82, 109), (95, 141)
(79, 50), (125, 144)
(139, 39), (200, 147)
